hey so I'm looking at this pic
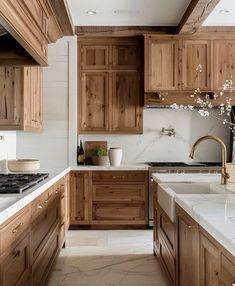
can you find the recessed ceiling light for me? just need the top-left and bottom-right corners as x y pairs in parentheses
(86, 10), (97, 15)
(219, 9), (230, 14)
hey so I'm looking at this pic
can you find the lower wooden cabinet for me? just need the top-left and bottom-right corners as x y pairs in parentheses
(177, 210), (199, 286)
(199, 231), (220, 286)
(0, 174), (68, 286)
(70, 171), (148, 227)
(175, 205), (235, 286)
(0, 232), (31, 286)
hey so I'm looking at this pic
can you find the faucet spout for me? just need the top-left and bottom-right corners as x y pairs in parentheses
(189, 135), (229, 185)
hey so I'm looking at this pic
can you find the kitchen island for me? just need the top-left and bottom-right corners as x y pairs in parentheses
(152, 173), (235, 286)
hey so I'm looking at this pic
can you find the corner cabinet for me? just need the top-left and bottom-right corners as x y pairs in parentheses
(0, 66), (43, 131)
(78, 38), (143, 134)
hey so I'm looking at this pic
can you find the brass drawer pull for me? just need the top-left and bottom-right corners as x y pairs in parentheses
(232, 283), (235, 286)
(37, 204), (43, 209)
(12, 222), (24, 234)
(112, 176), (117, 179)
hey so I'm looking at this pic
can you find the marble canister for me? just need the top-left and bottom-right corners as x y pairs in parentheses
(109, 148), (123, 166)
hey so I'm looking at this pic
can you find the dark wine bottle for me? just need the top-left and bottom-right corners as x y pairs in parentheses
(77, 140), (85, 165)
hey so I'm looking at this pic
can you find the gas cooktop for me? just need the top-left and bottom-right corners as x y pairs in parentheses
(147, 162), (222, 167)
(0, 173), (49, 194)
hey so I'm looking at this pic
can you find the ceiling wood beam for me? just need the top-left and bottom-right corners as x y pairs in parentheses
(75, 26), (178, 37)
(178, 0), (220, 34)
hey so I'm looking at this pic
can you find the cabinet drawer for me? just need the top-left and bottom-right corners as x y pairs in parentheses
(92, 203), (146, 223)
(32, 196), (59, 260)
(0, 206), (31, 254)
(92, 171), (146, 183)
(32, 226), (59, 286)
(92, 185), (145, 202)
(158, 210), (175, 254)
(159, 232), (175, 284)
(0, 233), (31, 286)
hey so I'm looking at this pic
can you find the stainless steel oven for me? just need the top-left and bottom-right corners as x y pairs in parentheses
(147, 162), (221, 226)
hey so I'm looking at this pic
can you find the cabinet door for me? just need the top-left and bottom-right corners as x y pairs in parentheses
(81, 45), (110, 70)
(145, 38), (179, 91)
(177, 214), (199, 286)
(214, 40), (235, 90)
(79, 72), (110, 133)
(70, 172), (90, 224)
(112, 72), (142, 133)
(182, 40), (211, 91)
(220, 254), (235, 286)
(23, 66), (43, 131)
(0, 233), (31, 286)
(0, 67), (22, 126)
(199, 232), (220, 286)
(113, 44), (140, 70)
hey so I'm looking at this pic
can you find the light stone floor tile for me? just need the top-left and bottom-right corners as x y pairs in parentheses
(47, 230), (170, 286)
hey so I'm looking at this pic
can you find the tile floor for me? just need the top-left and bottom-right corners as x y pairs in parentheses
(47, 230), (169, 286)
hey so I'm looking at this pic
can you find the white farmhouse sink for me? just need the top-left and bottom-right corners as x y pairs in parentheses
(158, 182), (233, 222)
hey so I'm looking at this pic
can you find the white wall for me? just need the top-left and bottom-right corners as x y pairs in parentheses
(79, 108), (231, 163)
(0, 131), (16, 171)
(16, 36), (77, 172)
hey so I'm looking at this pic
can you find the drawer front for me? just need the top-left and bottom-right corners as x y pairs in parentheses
(32, 197), (59, 260)
(92, 203), (146, 223)
(92, 171), (147, 184)
(158, 210), (175, 253)
(159, 232), (175, 284)
(0, 233), (31, 286)
(0, 206), (31, 254)
(93, 185), (146, 202)
(32, 226), (59, 286)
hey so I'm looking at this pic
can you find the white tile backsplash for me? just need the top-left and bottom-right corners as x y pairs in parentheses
(80, 108), (231, 163)
(0, 131), (16, 171)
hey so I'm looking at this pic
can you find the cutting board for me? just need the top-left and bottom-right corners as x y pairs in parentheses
(84, 141), (108, 158)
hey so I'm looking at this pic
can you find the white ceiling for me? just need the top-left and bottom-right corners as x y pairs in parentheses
(67, 0), (191, 26)
(203, 0), (235, 26)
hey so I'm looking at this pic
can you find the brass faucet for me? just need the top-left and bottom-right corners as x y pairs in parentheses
(189, 135), (230, 185)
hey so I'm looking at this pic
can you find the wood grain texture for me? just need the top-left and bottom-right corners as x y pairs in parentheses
(144, 36), (179, 92)
(76, 26), (177, 37)
(182, 39), (211, 91)
(178, 0), (220, 34)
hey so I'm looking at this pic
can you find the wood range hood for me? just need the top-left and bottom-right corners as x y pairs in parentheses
(0, 24), (39, 66)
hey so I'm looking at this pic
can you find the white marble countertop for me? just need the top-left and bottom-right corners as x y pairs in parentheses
(70, 163), (149, 171)
(152, 173), (235, 257)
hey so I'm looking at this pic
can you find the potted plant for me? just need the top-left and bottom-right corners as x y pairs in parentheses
(92, 147), (109, 166)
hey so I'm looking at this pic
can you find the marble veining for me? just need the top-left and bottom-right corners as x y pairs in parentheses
(47, 230), (169, 286)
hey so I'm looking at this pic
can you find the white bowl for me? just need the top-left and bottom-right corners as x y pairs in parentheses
(8, 159), (40, 172)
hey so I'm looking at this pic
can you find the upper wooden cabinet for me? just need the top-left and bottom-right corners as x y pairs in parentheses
(81, 45), (110, 70)
(145, 37), (179, 92)
(0, 66), (43, 131)
(78, 38), (143, 134)
(0, 0), (74, 66)
(182, 40), (211, 91)
(112, 72), (142, 133)
(214, 40), (235, 91)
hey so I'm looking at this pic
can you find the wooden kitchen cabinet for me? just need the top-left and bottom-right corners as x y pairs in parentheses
(214, 40), (235, 91)
(112, 72), (142, 133)
(153, 181), (159, 254)
(220, 254), (235, 286)
(78, 38), (143, 134)
(144, 36), (179, 92)
(177, 207), (199, 286)
(0, 233), (31, 286)
(70, 171), (91, 225)
(199, 231), (220, 286)
(0, 66), (43, 131)
(182, 40), (211, 91)
(79, 72), (110, 133)
(81, 45), (110, 70)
